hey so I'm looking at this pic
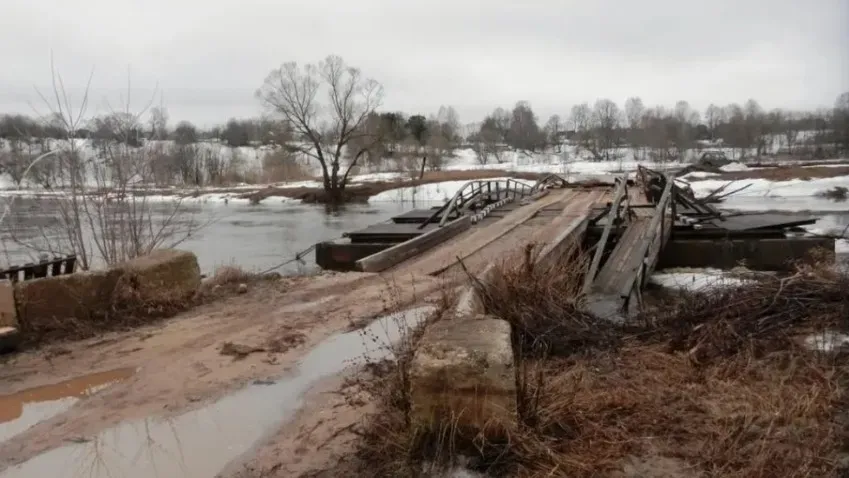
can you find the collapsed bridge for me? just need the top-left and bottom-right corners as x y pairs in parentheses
(315, 169), (833, 320)
(313, 169), (836, 436)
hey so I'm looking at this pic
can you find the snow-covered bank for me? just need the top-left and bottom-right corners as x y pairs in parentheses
(444, 148), (685, 175)
(685, 175), (849, 199)
(369, 177), (517, 202)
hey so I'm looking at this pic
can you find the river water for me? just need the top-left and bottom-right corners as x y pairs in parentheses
(0, 198), (443, 275)
(1, 196), (845, 275)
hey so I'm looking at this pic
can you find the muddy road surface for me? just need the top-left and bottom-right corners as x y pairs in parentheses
(0, 187), (606, 477)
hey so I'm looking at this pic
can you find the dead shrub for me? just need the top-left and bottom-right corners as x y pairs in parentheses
(473, 244), (620, 358)
(817, 186), (849, 201)
(350, 250), (849, 477)
(643, 263), (849, 363)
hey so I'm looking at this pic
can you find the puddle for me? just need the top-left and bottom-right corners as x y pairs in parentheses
(0, 306), (436, 478)
(0, 368), (136, 444)
(649, 268), (750, 292)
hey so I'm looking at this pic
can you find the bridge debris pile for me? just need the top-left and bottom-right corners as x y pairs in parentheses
(646, 261), (849, 363)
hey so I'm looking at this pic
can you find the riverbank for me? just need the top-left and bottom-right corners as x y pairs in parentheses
(335, 250), (849, 478)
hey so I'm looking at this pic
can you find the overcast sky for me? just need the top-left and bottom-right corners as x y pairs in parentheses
(2, 0), (848, 127)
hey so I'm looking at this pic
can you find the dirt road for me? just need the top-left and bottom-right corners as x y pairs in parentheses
(0, 186), (607, 477)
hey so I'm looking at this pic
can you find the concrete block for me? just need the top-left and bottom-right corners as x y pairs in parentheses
(410, 316), (517, 434)
(113, 249), (201, 305)
(0, 280), (18, 328)
(14, 269), (124, 337)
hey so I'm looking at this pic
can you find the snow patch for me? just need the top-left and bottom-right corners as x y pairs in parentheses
(650, 268), (749, 292)
(804, 331), (849, 353)
(718, 162), (749, 172)
(684, 175), (849, 199)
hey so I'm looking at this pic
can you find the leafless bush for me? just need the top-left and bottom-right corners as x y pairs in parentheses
(473, 244), (619, 358)
(1, 63), (204, 270)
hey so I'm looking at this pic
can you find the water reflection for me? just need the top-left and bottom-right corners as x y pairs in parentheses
(0, 368), (136, 443)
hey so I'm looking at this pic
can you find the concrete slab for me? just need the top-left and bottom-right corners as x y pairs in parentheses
(410, 316), (516, 434)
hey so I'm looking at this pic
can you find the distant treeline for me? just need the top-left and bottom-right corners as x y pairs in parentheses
(1, 93), (847, 165)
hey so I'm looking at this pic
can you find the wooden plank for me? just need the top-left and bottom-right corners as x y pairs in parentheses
(591, 217), (650, 292)
(422, 190), (572, 276)
(356, 217), (472, 272)
(618, 177), (674, 298)
(535, 214), (589, 263)
(582, 178), (628, 294)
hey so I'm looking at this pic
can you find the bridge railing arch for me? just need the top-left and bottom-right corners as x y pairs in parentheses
(419, 178), (536, 229)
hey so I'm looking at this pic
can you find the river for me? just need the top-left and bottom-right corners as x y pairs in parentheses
(0, 197), (443, 275)
(0, 195), (846, 275)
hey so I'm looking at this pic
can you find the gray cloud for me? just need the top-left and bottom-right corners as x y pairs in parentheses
(2, 0), (847, 126)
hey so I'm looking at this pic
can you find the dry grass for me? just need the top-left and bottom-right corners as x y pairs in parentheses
(473, 244), (619, 358)
(352, 247), (849, 478)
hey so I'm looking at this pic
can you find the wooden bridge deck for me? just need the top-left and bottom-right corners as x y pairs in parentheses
(584, 178), (674, 321)
(589, 216), (652, 296)
(390, 188), (579, 277)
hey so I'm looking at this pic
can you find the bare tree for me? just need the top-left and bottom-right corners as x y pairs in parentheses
(256, 55), (384, 204)
(148, 105), (169, 140)
(469, 122), (503, 165)
(591, 99), (621, 160)
(641, 107), (675, 163)
(720, 103), (752, 159)
(544, 114), (564, 152)
(569, 103), (594, 158)
(744, 99), (767, 156)
(435, 105), (461, 144)
(704, 104), (724, 141)
(506, 101), (545, 152)
(624, 97), (645, 159)
(672, 100), (699, 161)
(486, 107), (511, 142)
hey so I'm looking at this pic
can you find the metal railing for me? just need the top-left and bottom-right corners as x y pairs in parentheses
(530, 174), (569, 194)
(1, 255), (78, 282)
(420, 178), (535, 229)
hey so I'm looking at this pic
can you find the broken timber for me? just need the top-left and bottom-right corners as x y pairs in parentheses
(583, 172), (674, 321)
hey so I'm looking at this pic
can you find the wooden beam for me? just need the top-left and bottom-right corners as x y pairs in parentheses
(356, 216), (472, 272)
(582, 177), (628, 294)
(618, 176), (674, 299)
